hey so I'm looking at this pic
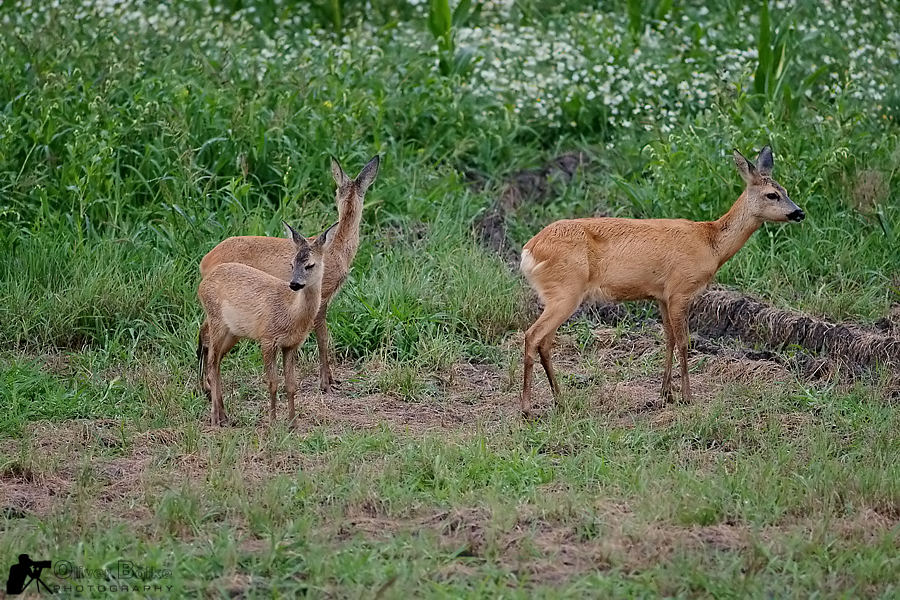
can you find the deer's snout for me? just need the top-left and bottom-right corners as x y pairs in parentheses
(289, 282), (304, 291)
(787, 208), (805, 222)
(783, 196), (804, 222)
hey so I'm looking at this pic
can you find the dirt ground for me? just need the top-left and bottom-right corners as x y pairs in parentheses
(2, 320), (897, 592)
(0, 325), (855, 522)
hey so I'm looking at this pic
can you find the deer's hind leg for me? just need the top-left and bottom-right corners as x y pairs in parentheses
(198, 320), (211, 397)
(522, 291), (583, 416)
(208, 330), (237, 426)
(538, 334), (560, 398)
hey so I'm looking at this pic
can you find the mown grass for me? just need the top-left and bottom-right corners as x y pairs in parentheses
(1, 363), (897, 597)
(1, 0), (898, 597)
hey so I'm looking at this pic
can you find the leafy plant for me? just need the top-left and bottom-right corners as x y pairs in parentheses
(627, 0), (674, 41)
(311, 0), (347, 33)
(427, 0), (479, 76)
(753, 0), (827, 117)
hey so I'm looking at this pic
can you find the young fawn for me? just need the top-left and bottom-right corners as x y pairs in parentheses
(519, 146), (804, 414)
(200, 155), (379, 392)
(198, 222), (335, 426)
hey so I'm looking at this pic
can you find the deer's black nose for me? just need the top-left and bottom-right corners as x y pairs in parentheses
(787, 209), (805, 222)
(289, 282), (304, 291)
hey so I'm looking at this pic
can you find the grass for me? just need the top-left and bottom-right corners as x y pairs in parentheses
(1, 0), (898, 597)
(1, 365), (897, 596)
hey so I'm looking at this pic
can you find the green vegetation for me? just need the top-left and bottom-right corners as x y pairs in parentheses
(1, 0), (897, 597)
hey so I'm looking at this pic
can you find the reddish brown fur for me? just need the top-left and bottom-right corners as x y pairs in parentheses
(519, 146), (804, 414)
(199, 156), (379, 392)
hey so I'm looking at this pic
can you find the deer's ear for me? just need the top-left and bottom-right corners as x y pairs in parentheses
(283, 221), (306, 245)
(756, 145), (774, 176)
(331, 156), (349, 187)
(314, 222), (338, 249)
(355, 155), (380, 193)
(733, 149), (757, 185)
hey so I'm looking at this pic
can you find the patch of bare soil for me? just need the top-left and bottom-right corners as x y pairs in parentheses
(216, 364), (517, 436)
(474, 152), (900, 379)
(0, 419), (325, 524)
(0, 329), (885, 527)
(336, 502), (900, 582)
(0, 474), (71, 519)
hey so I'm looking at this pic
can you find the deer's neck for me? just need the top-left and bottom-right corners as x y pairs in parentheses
(710, 192), (762, 268)
(334, 198), (362, 254)
(287, 281), (321, 320)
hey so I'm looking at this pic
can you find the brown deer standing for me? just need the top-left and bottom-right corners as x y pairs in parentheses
(200, 155), (379, 392)
(198, 222), (335, 426)
(519, 146), (804, 415)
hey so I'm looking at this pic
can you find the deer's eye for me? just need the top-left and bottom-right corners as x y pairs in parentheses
(765, 192), (779, 200)
(305, 264), (315, 270)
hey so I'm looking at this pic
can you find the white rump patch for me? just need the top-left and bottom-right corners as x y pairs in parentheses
(519, 248), (545, 278)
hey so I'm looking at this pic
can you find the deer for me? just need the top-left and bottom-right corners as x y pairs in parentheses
(197, 222), (335, 426)
(519, 145), (804, 415)
(199, 155), (379, 393)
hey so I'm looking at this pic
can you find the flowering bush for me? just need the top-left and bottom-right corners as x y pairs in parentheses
(4, 0), (896, 136)
(0, 0), (897, 321)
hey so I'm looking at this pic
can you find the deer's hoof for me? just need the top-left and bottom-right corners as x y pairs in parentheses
(321, 379), (342, 393)
(642, 397), (665, 411)
(521, 403), (549, 420)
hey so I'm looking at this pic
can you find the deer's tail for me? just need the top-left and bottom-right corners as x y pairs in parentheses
(197, 322), (208, 385)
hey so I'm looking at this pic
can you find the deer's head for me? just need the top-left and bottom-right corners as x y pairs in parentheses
(734, 146), (804, 223)
(283, 222), (336, 292)
(331, 155), (380, 221)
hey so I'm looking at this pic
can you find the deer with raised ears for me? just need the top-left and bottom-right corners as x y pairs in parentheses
(519, 145), (804, 415)
(198, 222), (336, 426)
(200, 155), (380, 393)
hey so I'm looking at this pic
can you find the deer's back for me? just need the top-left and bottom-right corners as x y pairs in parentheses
(522, 218), (718, 301)
(201, 235), (349, 303)
(200, 236), (294, 281)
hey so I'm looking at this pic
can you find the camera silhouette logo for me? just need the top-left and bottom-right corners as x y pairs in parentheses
(6, 554), (53, 595)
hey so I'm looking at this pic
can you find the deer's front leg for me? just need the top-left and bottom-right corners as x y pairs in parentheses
(666, 295), (693, 404)
(261, 341), (279, 425)
(283, 346), (298, 427)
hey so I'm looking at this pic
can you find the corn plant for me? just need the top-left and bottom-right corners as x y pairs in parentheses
(427, 0), (479, 76)
(627, 0), (674, 41)
(309, 0), (347, 33)
(753, 0), (827, 117)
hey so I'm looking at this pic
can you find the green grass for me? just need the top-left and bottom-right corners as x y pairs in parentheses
(1, 370), (897, 597)
(1, 0), (898, 597)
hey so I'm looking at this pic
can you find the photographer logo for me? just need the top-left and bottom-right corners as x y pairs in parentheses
(6, 554), (53, 595)
(6, 555), (173, 595)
